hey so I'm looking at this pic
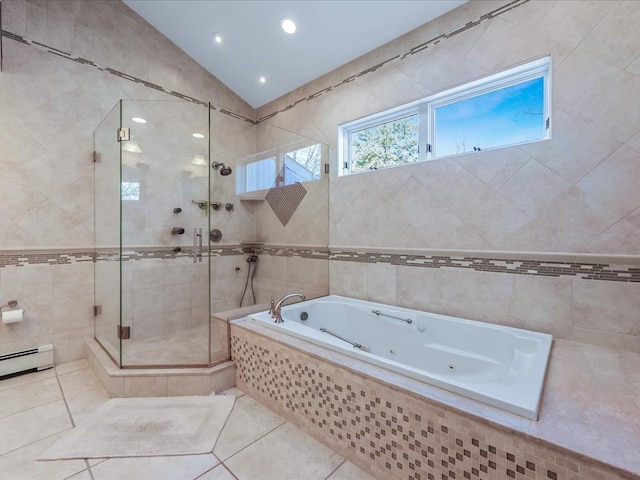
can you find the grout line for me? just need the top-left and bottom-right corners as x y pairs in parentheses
(54, 366), (76, 428)
(208, 395), (239, 455)
(323, 459), (347, 480)
(217, 461), (241, 480)
(0, 427), (73, 458)
(193, 459), (241, 480)
(219, 421), (288, 464)
(84, 459), (96, 480)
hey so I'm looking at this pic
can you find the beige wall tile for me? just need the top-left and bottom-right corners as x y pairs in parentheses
(573, 280), (640, 336)
(577, 145), (640, 218)
(123, 376), (168, 398)
(167, 376), (212, 396)
(514, 275), (573, 339)
(366, 262), (396, 305)
(572, 327), (640, 354)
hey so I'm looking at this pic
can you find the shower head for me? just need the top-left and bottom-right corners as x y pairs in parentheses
(212, 162), (233, 176)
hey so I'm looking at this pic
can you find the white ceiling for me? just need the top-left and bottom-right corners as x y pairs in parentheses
(123, 1), (467, 109)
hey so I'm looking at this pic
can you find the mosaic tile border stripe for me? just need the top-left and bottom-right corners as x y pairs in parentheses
(232, 324), (633, 480)
(250, 246), (329, 260)
(330, 250), (640, 283)
(2, 0), (528, 126)
(3, 245), (640, 284)
(0, 30), (256, 125)
(0, 246), (246, 267)
(256, 0), (530, 123)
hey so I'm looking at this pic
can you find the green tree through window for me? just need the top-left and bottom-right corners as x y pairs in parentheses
(350, 115), (418, 172)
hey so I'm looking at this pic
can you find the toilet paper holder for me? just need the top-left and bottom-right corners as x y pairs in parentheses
(0, 300), (19, 311)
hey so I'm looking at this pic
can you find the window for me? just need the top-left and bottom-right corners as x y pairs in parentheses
(121, 182), (140, 201)
(339, 56), (551, 175)
(237, 143), (323, 195)
(245, 157), (277, 192)
(349, 114), (419, 173)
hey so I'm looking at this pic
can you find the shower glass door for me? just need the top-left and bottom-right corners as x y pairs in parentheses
(119, 100), (211, 367)
(94, 99), (212, 368)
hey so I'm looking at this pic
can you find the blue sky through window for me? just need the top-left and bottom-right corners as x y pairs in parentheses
(434, 77), (545, 157)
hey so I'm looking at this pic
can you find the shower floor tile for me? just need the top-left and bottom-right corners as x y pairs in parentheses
(0, 361), (378, 480)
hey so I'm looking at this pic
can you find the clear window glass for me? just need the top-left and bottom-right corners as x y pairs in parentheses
(339, 56), (551, 176)
(349, 114), (419, 173)
(237, 143), (325, 195)
(121, 182), (140, 201)
(245, 157), (276, 192)
(284, 144), (322, 184)
(433, 77), (545, 157)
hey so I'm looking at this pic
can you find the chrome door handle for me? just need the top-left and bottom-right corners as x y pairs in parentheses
(197, 228), (202, 263)
(193, 228), (198, 263)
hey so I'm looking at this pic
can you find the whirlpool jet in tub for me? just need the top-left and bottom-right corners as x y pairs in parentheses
(249, 295), (553, 420)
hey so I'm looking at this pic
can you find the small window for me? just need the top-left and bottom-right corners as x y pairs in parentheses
(431, 76), (546, 157)
(245, 157), (277, 192)
(349, 114), (419, 173)
(237, 143), (324, 196)
(339, 56), (551, 175)
(284, 144), (322, 184)
(121, 182), (140, 201)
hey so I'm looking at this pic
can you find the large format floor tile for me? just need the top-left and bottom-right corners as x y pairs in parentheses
(213, 392), (286, 460)
(90, 453), (219, 480)
(0, 363), (381, 480)
(0, 433), (86, 480)
(0, 399), (72, 455)
(224, 422), (344, 480)
(327, 460), (378, 480)
(0, 376), (62, 420)
(196, 464), (237, 480)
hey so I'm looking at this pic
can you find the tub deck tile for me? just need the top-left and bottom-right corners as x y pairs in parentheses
(230, 318), (640, 480)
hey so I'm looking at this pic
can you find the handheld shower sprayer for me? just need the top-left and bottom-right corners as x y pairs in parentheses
(212, 162), (232, 176)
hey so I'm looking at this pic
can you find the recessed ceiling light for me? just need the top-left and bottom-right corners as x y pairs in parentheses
(281, 17), (296, 34)
(190, 154), (207, 166)
(132, 117), (147, 124)
(212, 33), (223, 44)
(192, 133), (205, 138)
(259, 76), (266, 84)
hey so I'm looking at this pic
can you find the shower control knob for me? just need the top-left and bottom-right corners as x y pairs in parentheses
(210, 229), (222, 242)
(171, 227), (185, 235)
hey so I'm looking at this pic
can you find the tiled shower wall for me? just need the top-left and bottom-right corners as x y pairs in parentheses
(0, 0), (256, 362)
(256, 0), (640, 353)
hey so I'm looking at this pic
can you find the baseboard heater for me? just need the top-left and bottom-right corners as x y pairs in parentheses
(0, 344), (54, 380)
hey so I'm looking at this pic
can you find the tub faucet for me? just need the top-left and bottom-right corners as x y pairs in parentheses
(273, 293), (306, 323)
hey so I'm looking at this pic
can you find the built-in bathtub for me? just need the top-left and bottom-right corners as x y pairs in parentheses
(249, 295), (552, 420)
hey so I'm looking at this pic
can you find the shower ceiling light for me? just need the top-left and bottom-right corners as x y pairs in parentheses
(259, 76), (266, 84)
(190, 154), (207, 166)
(212, 32), (222, 44)
(131, 117), (147, 124)
(192, 133), (205, 138)
(281, 17), (296, 34)
(122, 141), (142, 154)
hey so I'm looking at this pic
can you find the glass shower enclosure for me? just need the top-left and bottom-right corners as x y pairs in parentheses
(94, 99), (213, 368)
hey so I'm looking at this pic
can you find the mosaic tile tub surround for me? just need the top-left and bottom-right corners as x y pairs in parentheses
(231, 321), (640, 480)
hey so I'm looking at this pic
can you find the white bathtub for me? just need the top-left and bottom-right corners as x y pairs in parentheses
(249, 295), (553, 420)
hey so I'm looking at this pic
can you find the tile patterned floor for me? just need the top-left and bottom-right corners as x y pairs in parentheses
(0, 361), (377, 480)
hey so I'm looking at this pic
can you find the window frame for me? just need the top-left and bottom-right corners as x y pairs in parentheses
(338, 56), (551, 176)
